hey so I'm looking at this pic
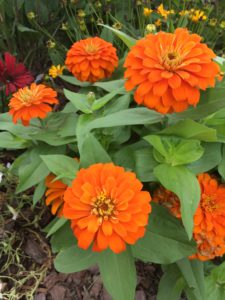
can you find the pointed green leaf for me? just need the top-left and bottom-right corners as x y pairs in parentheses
(98, 248), (136, 300)
(54, 245), (96, 273)
(154, 164), (201, 239)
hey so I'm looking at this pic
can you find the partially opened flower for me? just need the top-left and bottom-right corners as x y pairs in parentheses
(0, 52), (34, 96)
(153, 186), (181, 218)
(191, 173), (225, 261)
(153, 173), (225, 261)
(124, 28), (220, 114)
(45, 174), (67, 216)
(8, 83), (58, 126)
(63, 163), (151, 253)
(65, 37), (118, 82)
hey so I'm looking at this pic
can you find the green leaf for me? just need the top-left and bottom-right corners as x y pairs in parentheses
(17, 154), (49, 193)
(159, 119), (217, 142)
(17, 23), (37, 33)
(98, 248), (136, 300)
(132, 205), (196, 264)
(40, 155), (79, 184)
(134, 147), (158, 181)
(157, 265), (185, 300)
(0, 132), (31, 149)
(46, 217), (67, 237)
(13, 144), (65, 193)
(205, 261), (225, 300)
(77, 108), (163, 151)
(188, 143), (222, 174)
(54, 245), (96, 273)
(177, 259), (205, 300)
(87, 107), (163, 131)
(218, 144), (225, 179)
(91, 88), (125, 111)
(80, 133), (111, 168)
(33, 180), (46, 206)
(145, 135), (204, 166)
(170, 86), (225, 121)
(98, 24), (137, 48)
(51, 221), (77, 253)
(60, 75), (90, 87)
(64, 89), (92, 113)
(93, 79), (126, 93)
(154, 164), (201, 239)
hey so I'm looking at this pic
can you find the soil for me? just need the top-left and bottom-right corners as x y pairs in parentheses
(0, 158), (162, 300)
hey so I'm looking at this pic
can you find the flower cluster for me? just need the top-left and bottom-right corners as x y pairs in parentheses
(153, 173), (225, 261)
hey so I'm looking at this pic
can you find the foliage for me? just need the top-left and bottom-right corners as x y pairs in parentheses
(1, 1), (225, 300)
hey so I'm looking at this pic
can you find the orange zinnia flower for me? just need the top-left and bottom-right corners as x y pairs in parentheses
(124, 28), (220, 114)
(153, 186), (181, 218)
(63, 163), (151, 253)
(153, 173), (225, 261)
(9, 83), (58, 126)
(45, 174), (67, 216)
(65, 37), (118, 82)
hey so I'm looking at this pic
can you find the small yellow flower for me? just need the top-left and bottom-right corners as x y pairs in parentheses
(190, 10), (207, 22)
(155, 19), (162, 27)
(80, 23), (86, 31)
(136, 0), (142, 6)
(27, 11), (36, 20)
(95, 1), (102, 8)
(77, 9), (86, 18)
(97, 18), (104, 24)
(112, 22), (122, 30)
(179, 10), (189, 16)
(209, 18), (217, 26)
(220, 21), (225, 29)
(145, 24), (156, 34)
(61, 22), (68, 30)
(157, 4), (171, 19)
(46, 40), (56, 49)
(143, 7), (153, 17)
(49, 65), (65, 78)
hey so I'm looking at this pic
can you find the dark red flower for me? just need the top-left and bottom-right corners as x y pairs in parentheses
(0, 52), (34, 96)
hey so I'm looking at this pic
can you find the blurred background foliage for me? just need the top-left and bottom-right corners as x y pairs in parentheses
(0, 0), (225, 73)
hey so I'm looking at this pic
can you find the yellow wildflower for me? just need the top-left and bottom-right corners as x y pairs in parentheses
(145, 24), (156, 34)
(49, 65), (65, 78)
(220, 21), (225, 29)
(209, 18), (217, 27)
(61, 22), (68, 30)
(46, 40), (56, 49)
(112, 22), (122, 30)
(143, 7), (153, 17)
(179, 10), (189, 16)
(77, 9), (86, 18)
(27, 11), (36, 20)
(191, 10), (207, 22)
(157, 4), (171, 19)
(155, 19), (162, 27)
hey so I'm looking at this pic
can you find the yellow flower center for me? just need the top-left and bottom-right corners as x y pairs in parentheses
(20, 90), (33, 105)
(162, 51), (182, 71)
(85, 43), (98, 54)
(201, 194), (218, 213)
(92, 192), (116, 223)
